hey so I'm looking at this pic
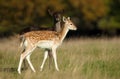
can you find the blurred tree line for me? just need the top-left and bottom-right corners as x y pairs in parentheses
(0, 0), (120, 37)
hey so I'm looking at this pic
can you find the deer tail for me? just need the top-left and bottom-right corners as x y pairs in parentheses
(19, 35), (25, 48)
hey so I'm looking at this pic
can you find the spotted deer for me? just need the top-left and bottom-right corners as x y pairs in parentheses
(18, 16), (77, 74)
(20, 9), (64, 70)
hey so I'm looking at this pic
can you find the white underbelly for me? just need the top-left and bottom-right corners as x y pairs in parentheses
(37, 41), (54, 49)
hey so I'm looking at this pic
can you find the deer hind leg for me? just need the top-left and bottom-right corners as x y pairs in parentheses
(48, 50), (53, 69)
(20, 48), (27, 69)
(52, 48), (59, 71)
(40, 49), (48, 71)
(26, 52), (36, 72)
(18, 46), (35, 74)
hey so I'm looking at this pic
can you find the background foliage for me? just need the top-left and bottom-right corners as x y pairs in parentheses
(0, 0), (120, 37)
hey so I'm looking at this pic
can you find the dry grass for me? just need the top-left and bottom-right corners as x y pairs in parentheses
(0, 37), (120, 79)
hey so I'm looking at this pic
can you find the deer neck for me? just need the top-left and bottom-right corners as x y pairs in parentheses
(55, 20), (64, 33)
(55, 21), (61, 32)
(59, 24), (69, 42)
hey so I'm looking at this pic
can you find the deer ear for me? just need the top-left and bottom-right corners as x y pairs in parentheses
(63, 16), (67, 22)
(48, 9), (54, 16)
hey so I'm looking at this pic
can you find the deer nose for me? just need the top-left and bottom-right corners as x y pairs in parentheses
(74, 27), (77, 30)
(72, 27), (77, 30)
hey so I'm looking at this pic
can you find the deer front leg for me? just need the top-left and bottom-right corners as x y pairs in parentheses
(52, 48), (59, 71)
(40, 50), (48, 71)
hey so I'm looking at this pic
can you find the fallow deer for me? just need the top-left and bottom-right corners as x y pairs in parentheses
(18, 16), (77, 74)
(20, 9), (64, 70)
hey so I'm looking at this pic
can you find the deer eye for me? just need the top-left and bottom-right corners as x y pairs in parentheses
(70, 24), (72, 25)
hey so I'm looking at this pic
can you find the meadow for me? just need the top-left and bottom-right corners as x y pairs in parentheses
(0, 37), (120, 79)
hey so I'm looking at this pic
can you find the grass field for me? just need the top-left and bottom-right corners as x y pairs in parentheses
(0, 37), (120, 79)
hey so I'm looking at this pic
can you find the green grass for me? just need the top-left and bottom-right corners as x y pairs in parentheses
(0, 37), (120, 79)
